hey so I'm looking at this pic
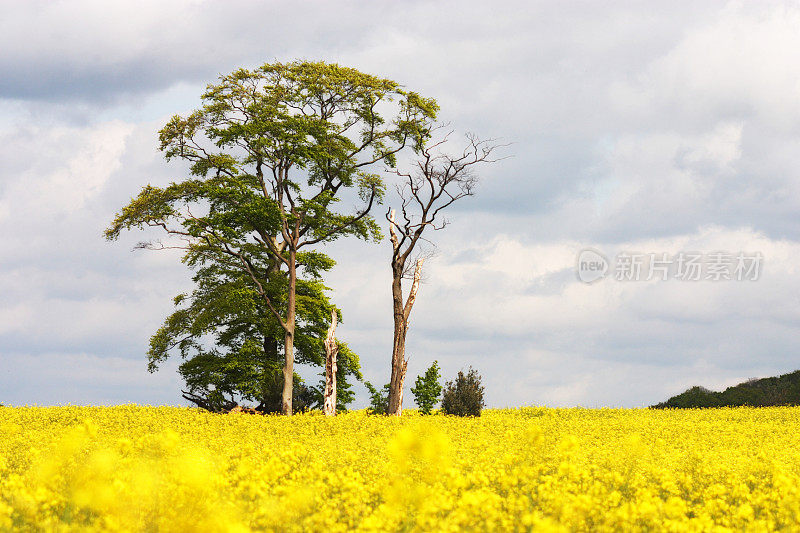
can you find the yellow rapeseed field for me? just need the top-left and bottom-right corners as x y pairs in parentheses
(1, 406), (799, 532)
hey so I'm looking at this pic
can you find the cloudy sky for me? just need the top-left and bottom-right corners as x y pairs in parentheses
(2, 0), (799, 408)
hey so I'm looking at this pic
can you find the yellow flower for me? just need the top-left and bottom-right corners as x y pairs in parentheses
(1, 405), (799, 531)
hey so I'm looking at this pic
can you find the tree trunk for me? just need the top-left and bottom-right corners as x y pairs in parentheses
(323, 309), (338, 416)
(282, 249), (297, 416)
(387, 257), (423, 416)
(388, 265), (406, 415)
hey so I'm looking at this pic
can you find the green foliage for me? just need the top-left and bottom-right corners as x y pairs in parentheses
(411, 361), (443, 415)
(107, 60), (439, 250)
(147, 244), (361, 413)
(651, 386), (722, 409)
(652, 370), (800, 408)
(308, 367), (358, 413)
(106, 61), (436, 414)
(364, 382), (390, 415)
(441, 367), (485, 417)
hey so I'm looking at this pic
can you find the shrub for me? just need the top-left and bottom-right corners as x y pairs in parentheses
(411, 361), (443, 415)
(364, 382), (390, 415)
(441, 367), (484, 417)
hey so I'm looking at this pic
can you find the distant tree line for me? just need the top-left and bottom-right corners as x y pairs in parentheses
(652, 370), (800, 408)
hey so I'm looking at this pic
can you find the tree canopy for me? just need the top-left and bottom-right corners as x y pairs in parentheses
(106, 61), (438, 414)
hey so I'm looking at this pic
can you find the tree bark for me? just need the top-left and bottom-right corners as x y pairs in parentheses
(323, 309), (339, 416)
(388, 248), (424, 416)
(281, 249), (297, 416)
(388, 264), (406, 415)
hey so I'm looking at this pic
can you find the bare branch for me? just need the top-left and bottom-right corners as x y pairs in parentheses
(389, 131), (503, 272)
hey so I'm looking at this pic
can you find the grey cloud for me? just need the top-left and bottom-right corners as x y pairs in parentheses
(3, 0), (800, 408)
(1, 353), (185, 406)
(0, 1), (392, 103)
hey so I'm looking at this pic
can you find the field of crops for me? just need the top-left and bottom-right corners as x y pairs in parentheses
(1, 406), (799, 531)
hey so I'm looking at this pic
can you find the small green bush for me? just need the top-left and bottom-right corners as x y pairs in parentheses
(411, 361), (443, 415)
(364, 382), (390, 415)
(441, 367), (484, 417)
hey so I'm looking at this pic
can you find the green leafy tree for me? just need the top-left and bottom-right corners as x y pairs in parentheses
(441, 367), (485, 417)
(147, 243), (361, 413)
(410, 361), (443, 414)
(364, 382), (390, 415)
(106, 61), (438, 414)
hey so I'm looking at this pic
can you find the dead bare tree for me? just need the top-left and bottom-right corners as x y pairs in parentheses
(386, 132), (502, 416)
(323, 309), (339, 416)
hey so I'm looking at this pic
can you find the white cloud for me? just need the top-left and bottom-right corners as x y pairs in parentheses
(0, 120), (133, 219)
(613, 3), (800, 128)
